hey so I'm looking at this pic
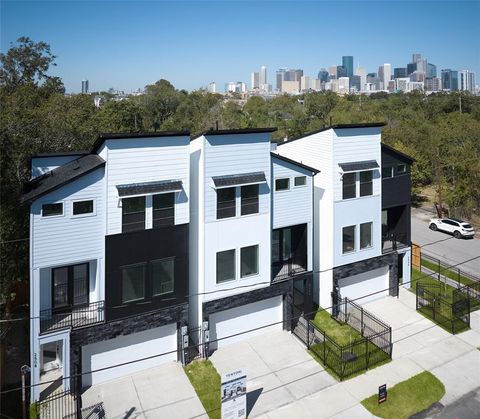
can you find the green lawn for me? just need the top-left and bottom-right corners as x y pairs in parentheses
(410, 268), (456, 299)
(421, 258), (476, 287)
(311, 309), (363, 345)
(184, 360), (221, 419)
(361, 371), (445, 419)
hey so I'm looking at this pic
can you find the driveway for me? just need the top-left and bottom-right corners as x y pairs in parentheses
(81, 361), (206, 419)
(209, 330), (336, 418)
(411, 207), (480, 277)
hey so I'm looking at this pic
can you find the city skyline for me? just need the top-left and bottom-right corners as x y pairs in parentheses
(2, 1), (479, 93)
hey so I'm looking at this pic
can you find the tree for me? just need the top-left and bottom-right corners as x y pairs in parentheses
(95, 99), (143, 133)
(304, 91), (338, 124)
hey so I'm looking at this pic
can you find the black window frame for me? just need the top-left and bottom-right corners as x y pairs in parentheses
(342, 225), (356, 254)
(153, 192), (175, 228)
(360, 222), (373, 249)
(275, 178), (290, 191)
(359, 170), (373, 197)
(241, 184), (259, 216)
(342, 173), (356, 199)
(217, 187), (236, 219)
(51, 262), (89, 311)
(294, 176), (307, 187)
(42, 203), (64, 217)
(382, 166), (393, 178)
(72, 200), (94, 216)
(121, 262), (147, 304)
(216, 249), (236, 284)
(396, 164), (407, 174)
(151, 257), (175, 296)
(122, 196), (146, 233)
(240, 245), (259, 278)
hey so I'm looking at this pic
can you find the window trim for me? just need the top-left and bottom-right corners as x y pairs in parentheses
(216, 249), (236, 284)
(240, 184), (259, 216)
(121, 196), (146, 233)
(360, 222), (373, 250)
(342, 225), (356, 254)
(240, 244), (259, 278)
(294, 176), (307, 187)
(51, 262), (90, 310)
(359, 170), (373, 197)
(152, 192), (176, 227)
(216, 187), (237, 220)
(382, 166), (394, 179)
(275, 177), (290, 192)
(121, 262), (147, 304)
(397, 164), (407, 174)
(41, 202), (64, 218)
(342, 172), (357, 200)
(151, 257), (175, 297)
(71, 199), (96, 218)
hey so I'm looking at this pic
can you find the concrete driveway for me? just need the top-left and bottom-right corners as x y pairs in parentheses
(209, 330), (336, 418)
(81, 361), (206, 419)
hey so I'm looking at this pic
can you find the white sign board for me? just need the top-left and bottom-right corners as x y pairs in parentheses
(221, 369), (247, 419)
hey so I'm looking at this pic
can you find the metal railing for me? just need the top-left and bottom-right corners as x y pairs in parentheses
(382, 232), (409, 253)
(40, 301), (105, 334)
(272, 260), (307, 282)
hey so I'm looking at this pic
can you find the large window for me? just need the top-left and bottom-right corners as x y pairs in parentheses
(397, 164), (406, 174)
(294, 176), (307, 187)
(216, 249), (236, 283)
(73, 200), (94, 216)
(122, 196), (145, 232)
(382, 166), (393, 178)
(152, 258), (174, 296)
(217, 187), (236, 219)
(342, 225), (356, 254)
(342, 173), (356, 199)
(360, 222), (373, 249)
(241, 245), (259, 278)
(241, 185), (259, 216)
(275, 178), (290, 191)
(153, 193), (175, 227)
(42, 203), (63, 217)
(359, 171), (373, 197)
(52, 263), (89, 309)
(121, 263), (146, 303)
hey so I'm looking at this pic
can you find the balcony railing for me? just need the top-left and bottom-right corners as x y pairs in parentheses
(40, 301), (105, 334)
(382, 233), (409, 253)
(272, 260), (307, 282)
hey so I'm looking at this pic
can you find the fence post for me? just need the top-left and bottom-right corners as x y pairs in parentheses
(323, 330), (326, 361)
(361, 308), (364, 337)
(75, 363), (82, 419)
(458, 269), (461, 287)
(307, 321), (310, 349)
(365, 337), (369, 370)
(438, 260), (441, 281)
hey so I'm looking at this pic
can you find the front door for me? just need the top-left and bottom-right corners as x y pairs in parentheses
(52, 263), (89, 312)
(398, 253), (404, 284)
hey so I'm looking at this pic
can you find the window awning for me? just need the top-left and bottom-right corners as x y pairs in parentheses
(212, 172), (266, 189)
(117, 179), (183, 197)
(338, 160), (379, 172)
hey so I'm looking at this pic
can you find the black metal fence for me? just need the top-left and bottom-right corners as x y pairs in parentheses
(416, 283), (470, 334)
(457, 282), (480, 310)
(382, 232), (409, 253)
(272, 260), (307, 282)
(421, 253), (480, 286)
(40, 301), (105, 334)
(294, 298), (392, 381)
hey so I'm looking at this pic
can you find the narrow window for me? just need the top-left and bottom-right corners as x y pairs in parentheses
(342, 173), (356, 199)
(152, 258), (174, 296)
(217, 187), (236, 219)
(382, 166), (393, 178)
(241, 245), (259, 278)
(359, 170), (373, 197)
(342, 225), (356, 253)
(241, 184), (259, 215)
(72, 264), (89, 305)
(73, 200), (94, 216)
(42, 203), (63, 217)
(153, 193), (175, 227)
(275, 178), (290, 191)
(216, 249), (235, 283)
(52, 267), (69, 308)
(397, 164), (406, 174)
(360, 222), (373, 249)
(294, 176), (307, 187)
(121, 263), (146, 303)
(122, 196), (145, 232)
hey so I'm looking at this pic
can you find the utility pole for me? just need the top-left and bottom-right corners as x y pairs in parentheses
(459, 94), (462, 114)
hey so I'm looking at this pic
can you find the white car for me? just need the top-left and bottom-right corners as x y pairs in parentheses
(429, 218), (475, 239)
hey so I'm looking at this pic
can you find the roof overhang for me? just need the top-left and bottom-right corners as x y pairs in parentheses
(338, 160), (379, 173)
(117, 180), (183, 197)
(211, 172), (267, 189)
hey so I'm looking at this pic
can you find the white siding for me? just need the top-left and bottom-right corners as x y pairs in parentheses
(104, 137), (190, 235)
(31, 168), (105, 269)
(31, 155), (85, 179)
(338, 266), (389, 304)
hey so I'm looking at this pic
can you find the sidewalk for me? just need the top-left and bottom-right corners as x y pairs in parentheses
(256, 288), (480, 418)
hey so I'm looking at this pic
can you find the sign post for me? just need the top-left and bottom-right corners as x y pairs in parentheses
(378, 384), (387, 404)
(221, 369), (247, 419)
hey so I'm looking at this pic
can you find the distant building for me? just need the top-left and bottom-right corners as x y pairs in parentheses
(350, 75), (361, 92)
(458, 70), (476, 93)
(208, 82), (216, 93)
(412, 53), (422, 63)
(406, 63), (417, 76)
(338, 77), (350, 93)
(276, 68), (288, 90)
(328, 66), (338, 79)
(251, 72), (260, 90)
(285, 69), (303, 82)
(355, 67), (366, 91)
(225, 81), (246, 93)
(260, 65), (267, 86)
(312, 78), (322, 91)
(281, 80), (300, 94)
(336, 66), (347, 78)
(425, 77), (441, 92)
(395, 78), (423, 92)
(318, 68), (329, 82)
(259, 83), (271, 92)
(93, 95), (103, 108)
(300, 76), (311, 91)
(81, 79), (89, 94)
(342, 56), (354, 77)
(427, 63), (437, 78)
(366, 73), (381, 91)
(378, 64), (391, 90)
(441, 69), (459, 91)
(394, 68), (407, 79)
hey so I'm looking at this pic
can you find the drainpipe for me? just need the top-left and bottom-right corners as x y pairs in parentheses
(21, 365), (31, 419)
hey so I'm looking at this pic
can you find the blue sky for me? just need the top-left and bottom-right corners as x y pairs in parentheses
(2, 0), (479, 93)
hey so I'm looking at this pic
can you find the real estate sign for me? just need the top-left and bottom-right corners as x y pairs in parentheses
(378, 384), (387, 404)
(221, 369), (247, 419)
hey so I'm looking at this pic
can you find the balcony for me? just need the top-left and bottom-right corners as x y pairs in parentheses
(40, 301), (105, 334)
(272, 260), (307, 283)
(382, 233), (410, 254)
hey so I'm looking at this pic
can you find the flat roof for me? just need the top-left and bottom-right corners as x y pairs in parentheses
(271, 153), (320, 174)
(191, 127), (277, 141)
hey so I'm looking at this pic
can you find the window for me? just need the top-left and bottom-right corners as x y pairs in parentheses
(275, 178), (290, 191)
(42, 203), (63, 217)
(360, 222), (373, 249)
(294, 176), (307, 187)
(342, 225), (355, 253)
(216, 249), (235, 283)
(153, 193), (175, 227)
(152, 258), (174, 296)
(217, 187), (236, 219)
(52, 263), (89, 309)
(73, 200), (94, 216)
(241, 185), (259, 215)
(52, 267), (69, 308)
(360, 171), (373, 197)
(382, 166), (393, 178)
(122, 196), (145, 232)
(397, 164), (406, 174)
(121, 263), (146, 303)
(342, 173), (356, 199)
(241, 245), (259, 278)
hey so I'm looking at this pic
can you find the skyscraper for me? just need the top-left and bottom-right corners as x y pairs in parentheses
(336, 66), (347, 78)
(441, 69), (459, 91)
(208, 82), (216, 93)
(350, 75), (361, 92)
(276, 68), (288, 90)
(81, 79), (89, 94)
(342, 56), (354, 77)
(394, 68), (407, 78)
(427, 63), (437, 79)
(300, 76), (311, 91)
(378, 64), (391, 90)
(317, 68), (329, 83)
(251, 72), (260, 89)
(355, 67), (366, 91)
(458, 70), (476, 93)
(260, 65), (267, 86)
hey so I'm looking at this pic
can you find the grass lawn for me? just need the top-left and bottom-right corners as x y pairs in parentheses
(309, 310), (391, 380)
(184, 360), (221, 419)
(361, 371), (445, 419)
(421, 258), (476, 287)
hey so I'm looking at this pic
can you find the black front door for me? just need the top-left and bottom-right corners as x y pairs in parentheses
(398, 253), (404, 283)
(272, 224), (307, 279)
(52, 263), (89, 311)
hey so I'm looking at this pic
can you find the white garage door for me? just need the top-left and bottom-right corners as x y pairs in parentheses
(82, 323), (177, 387)
(209, 296), (283, 350)
(338, 266), (389, 304)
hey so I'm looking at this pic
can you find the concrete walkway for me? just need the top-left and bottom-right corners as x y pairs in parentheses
(257, 288), (480, 418)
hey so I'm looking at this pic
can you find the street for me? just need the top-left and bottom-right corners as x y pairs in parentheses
(411, 208), (480, 277)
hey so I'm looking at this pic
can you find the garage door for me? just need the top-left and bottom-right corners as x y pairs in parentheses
(209, 296), (283, 351)
(338, 266), (389, 304)
(82, 323), (177, 387)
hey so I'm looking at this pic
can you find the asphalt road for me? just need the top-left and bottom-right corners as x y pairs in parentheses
(411, 208), (480, 277)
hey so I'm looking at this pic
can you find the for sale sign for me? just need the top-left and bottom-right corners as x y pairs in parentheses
(378, 384), (387, 404)
(221, 369), (247, 419)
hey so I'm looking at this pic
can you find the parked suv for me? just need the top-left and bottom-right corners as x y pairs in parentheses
(429, 218), (475, 239)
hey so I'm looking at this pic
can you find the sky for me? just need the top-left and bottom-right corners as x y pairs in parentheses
(1, 0), (479, 93)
